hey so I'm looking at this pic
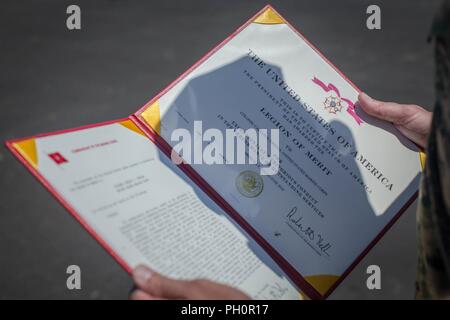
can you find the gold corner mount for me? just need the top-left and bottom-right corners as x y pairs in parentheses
(253, 7), (285, 25)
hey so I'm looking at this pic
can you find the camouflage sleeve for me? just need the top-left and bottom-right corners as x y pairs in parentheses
(415, 0), (450, 299)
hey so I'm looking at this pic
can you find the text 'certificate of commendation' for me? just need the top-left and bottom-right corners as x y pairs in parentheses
(136, 5), (423, 298)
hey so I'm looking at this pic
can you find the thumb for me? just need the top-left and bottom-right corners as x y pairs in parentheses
(358, 92), (412, 124)
(133, 265), (190, 299)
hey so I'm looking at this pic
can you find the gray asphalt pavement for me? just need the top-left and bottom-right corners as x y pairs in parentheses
(0, 0), (441, 299)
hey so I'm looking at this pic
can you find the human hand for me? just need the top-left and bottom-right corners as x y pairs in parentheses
(130, 265), (251, 300)
(358, 93), (432, 149)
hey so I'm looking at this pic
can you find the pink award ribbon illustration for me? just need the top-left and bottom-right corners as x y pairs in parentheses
(312, 76), (363, 125)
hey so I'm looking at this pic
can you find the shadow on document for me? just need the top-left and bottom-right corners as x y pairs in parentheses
(149, 55), (417, 290)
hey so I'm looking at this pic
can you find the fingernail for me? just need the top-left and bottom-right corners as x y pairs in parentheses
(134, 265), (153, 286)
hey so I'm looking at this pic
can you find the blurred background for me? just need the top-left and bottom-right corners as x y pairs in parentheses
(0, 0), (441, 299)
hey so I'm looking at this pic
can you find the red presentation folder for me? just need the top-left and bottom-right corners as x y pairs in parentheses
(6, 5), (420, 299)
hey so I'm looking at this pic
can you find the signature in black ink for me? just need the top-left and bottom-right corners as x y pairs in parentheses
(286, 206), (332, 256)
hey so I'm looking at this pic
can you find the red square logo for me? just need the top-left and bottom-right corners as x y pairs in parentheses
(48, 152), (68, 165)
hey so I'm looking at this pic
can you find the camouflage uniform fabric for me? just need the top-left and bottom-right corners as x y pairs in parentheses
(416, 0), (450, 299)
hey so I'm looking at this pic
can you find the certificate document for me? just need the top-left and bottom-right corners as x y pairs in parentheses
(7, 119), (300, 299)
(7, 5), (422, 299)
(134, 6), (422, 298)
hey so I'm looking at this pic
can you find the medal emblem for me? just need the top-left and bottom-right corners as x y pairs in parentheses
(323, 95), (344, 114)
(235, 170), (264, 198)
